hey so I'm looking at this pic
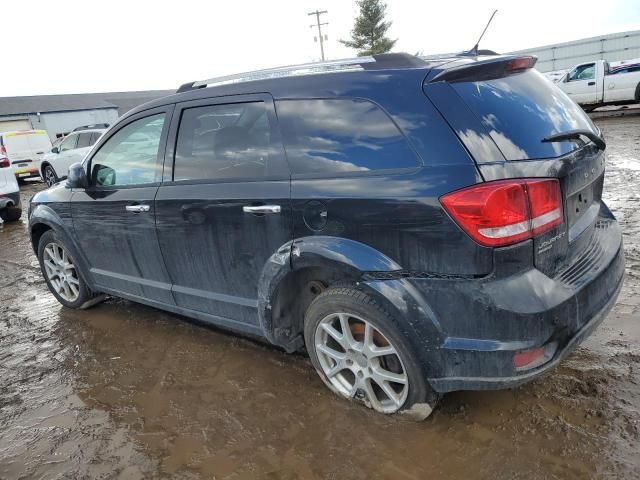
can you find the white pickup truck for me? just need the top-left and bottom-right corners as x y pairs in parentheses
(555, 59), (640, 111)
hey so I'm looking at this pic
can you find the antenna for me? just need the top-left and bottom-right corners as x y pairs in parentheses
(469, 9), (498, 56)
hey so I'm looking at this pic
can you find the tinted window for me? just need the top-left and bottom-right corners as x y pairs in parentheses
(76, 133), (92, 148)
(452, 69), (597, 160)
(90, 114), (165, 187)
(174, 102), (284, 181)
(59, 134), (78, 152)
(276, 99), (419, 175)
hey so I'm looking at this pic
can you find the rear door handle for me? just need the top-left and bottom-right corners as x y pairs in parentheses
(242, 205), (281, 214)
(126, 204), (150, 213)
(588, 81), (596, 86)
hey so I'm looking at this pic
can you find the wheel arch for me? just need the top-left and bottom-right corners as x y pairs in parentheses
(29, 206), (96, 290)
(257, 236), (441, 356)
(39, 160), (50, 177)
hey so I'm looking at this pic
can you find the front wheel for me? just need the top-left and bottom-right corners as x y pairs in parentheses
(38, 230), (92, 308)
(43, 165), (59, 187)
(304, 286), (439, 418)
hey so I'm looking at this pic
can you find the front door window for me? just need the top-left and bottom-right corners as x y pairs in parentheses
(90, 114), (165, 187)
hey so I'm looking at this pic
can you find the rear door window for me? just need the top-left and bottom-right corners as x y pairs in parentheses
(173, 101), (287, 182)
(450, 69), (598, 160)
(76, 133), (92, 148)
(89, 132), (102, 145)
(276, 98), (420, 176)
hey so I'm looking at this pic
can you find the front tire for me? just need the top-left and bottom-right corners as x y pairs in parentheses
(43, 165), (59, 187)
(304, 286), (439, 417)
(38, 230), (92, 308)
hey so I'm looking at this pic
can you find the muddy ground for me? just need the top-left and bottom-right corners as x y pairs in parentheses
(0, 116), (639, 480)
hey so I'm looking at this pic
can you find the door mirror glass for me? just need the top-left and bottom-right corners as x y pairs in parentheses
(91, 164), (117, 186)
(51, 146), (59, 154)
(66, 162), (88, 189)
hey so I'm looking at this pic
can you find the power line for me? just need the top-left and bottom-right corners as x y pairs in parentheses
(308, 10), (328, 61)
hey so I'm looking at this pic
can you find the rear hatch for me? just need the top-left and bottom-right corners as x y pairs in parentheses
(424, 56), (607, 279)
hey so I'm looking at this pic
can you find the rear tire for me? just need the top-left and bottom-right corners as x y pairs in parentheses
(0, 207), (22, 222)
(304, 286), (439, 418)
(37, 230), (93, 308)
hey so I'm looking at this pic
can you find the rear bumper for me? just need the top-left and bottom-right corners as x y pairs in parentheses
(429, 258), (623, 391)
(14, 169), (40, 179)
(395, 208), (625, 393)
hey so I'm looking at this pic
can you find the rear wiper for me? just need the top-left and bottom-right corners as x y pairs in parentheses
(542, 129), (606, 150)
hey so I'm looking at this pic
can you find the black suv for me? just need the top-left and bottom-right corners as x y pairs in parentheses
(29, 53), (624, 417)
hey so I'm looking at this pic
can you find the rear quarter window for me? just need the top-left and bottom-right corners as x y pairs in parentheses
(275, 98), (420, 176)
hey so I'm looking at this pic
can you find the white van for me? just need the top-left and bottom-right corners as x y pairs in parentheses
(0, 155), (21, 222)
(0, 130), (52, 181)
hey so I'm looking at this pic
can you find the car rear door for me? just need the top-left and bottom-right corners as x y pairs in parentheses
(71, 106), (176, 305)
(65, 132), (94, 175)
(425, 63), (607, 274)
(4, 132), (44, 177)
(154, 94), (292, 329)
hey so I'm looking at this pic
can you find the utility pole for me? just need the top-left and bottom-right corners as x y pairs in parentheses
(308, 10), (328, 61)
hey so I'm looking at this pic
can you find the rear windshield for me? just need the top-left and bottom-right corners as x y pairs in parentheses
(451, 69), (597, 160)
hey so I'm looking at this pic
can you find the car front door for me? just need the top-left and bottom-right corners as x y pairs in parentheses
(154, 95), (291, 329)
(71, 106), (176, 305)
(563, 63), (598, 105)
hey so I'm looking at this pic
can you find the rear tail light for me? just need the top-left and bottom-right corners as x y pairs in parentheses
(0, 157), (9, 168)
(0, 145), (6, 156)
(506, 56), (536, 73)
(441, 179), (563, 247)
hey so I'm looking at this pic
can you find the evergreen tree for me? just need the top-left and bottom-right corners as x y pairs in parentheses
(340, 0), (397, 56)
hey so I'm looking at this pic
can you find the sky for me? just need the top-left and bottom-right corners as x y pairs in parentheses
(2, 0), (639, 97)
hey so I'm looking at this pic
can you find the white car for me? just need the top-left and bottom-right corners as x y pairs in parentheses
(556, 59), (640, 111)
(0, 155), (21, 223)
(0, 130), (52, 182)
(40, 129), (105, 187)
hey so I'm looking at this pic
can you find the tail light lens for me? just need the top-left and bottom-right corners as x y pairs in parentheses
(441, 179), (563, 247)
(506, 56), (536, 73)
(0, 145), (6, 156)
(0, 157), (9, 168)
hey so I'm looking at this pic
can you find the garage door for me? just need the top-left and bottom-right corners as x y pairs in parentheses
(0, 119), (32, 133)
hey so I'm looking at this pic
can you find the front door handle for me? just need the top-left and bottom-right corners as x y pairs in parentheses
(126, 204), (150, 213)
(588, 81), (596, 86)
(242, 205), (281, 214)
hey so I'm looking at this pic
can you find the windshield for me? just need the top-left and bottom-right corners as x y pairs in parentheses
(451, 69), (598, 160)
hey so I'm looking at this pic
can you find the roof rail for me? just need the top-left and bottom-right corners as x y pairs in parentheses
(177, 57), (375, 93)
(176, 53), (431, 93)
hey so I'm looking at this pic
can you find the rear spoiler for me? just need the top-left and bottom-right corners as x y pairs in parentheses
(428, 55), (537, 83)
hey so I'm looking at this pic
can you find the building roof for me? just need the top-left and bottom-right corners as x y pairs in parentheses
(0, 90), (174, 117)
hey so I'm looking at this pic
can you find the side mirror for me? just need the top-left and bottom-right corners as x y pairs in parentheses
(51, 146), (59, 154)
(66, 162), (88, 189)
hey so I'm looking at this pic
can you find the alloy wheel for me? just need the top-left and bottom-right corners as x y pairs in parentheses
(314, 312), (409, 413)
(44, 167), (57, 187)
(43, 242), (80, 302)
